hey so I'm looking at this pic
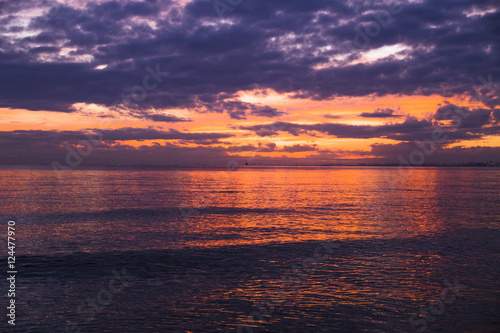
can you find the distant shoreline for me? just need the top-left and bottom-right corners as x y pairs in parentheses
(1, 163), (500, 171)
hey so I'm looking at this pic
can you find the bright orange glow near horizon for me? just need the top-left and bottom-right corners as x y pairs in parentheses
(2, 92), (499, 161)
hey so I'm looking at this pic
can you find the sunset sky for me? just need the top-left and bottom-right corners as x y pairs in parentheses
(0, 0), (499, 166)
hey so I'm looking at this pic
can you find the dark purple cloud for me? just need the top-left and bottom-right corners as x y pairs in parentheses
(493, 109), (500, 123)
(250, 105), (286, 118)
(142, 114), (191, 123)
(240, 107), (500, 143)
(369, 142), (500, 164)
(0, 0), (497, 117)
(0, 127), (235, 165)
(240, 117), (435, 139)
(360, 108), (402, 118)
(434, 103), (493, 128)
(0, 127), (233, 146)
(323, 114), (342, 119)
(281, 144), (317, 153)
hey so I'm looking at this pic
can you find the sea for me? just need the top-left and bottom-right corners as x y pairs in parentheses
(0, 166), (499, 332)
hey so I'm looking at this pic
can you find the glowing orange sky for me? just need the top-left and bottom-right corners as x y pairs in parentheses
(2, 91), (498, 161)
(0, 92), (500, 150)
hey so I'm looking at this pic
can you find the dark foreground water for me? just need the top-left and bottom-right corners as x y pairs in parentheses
(0, 167), (499, 332)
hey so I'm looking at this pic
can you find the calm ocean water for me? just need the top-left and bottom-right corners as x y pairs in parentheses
(0, 167), (499, 332)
